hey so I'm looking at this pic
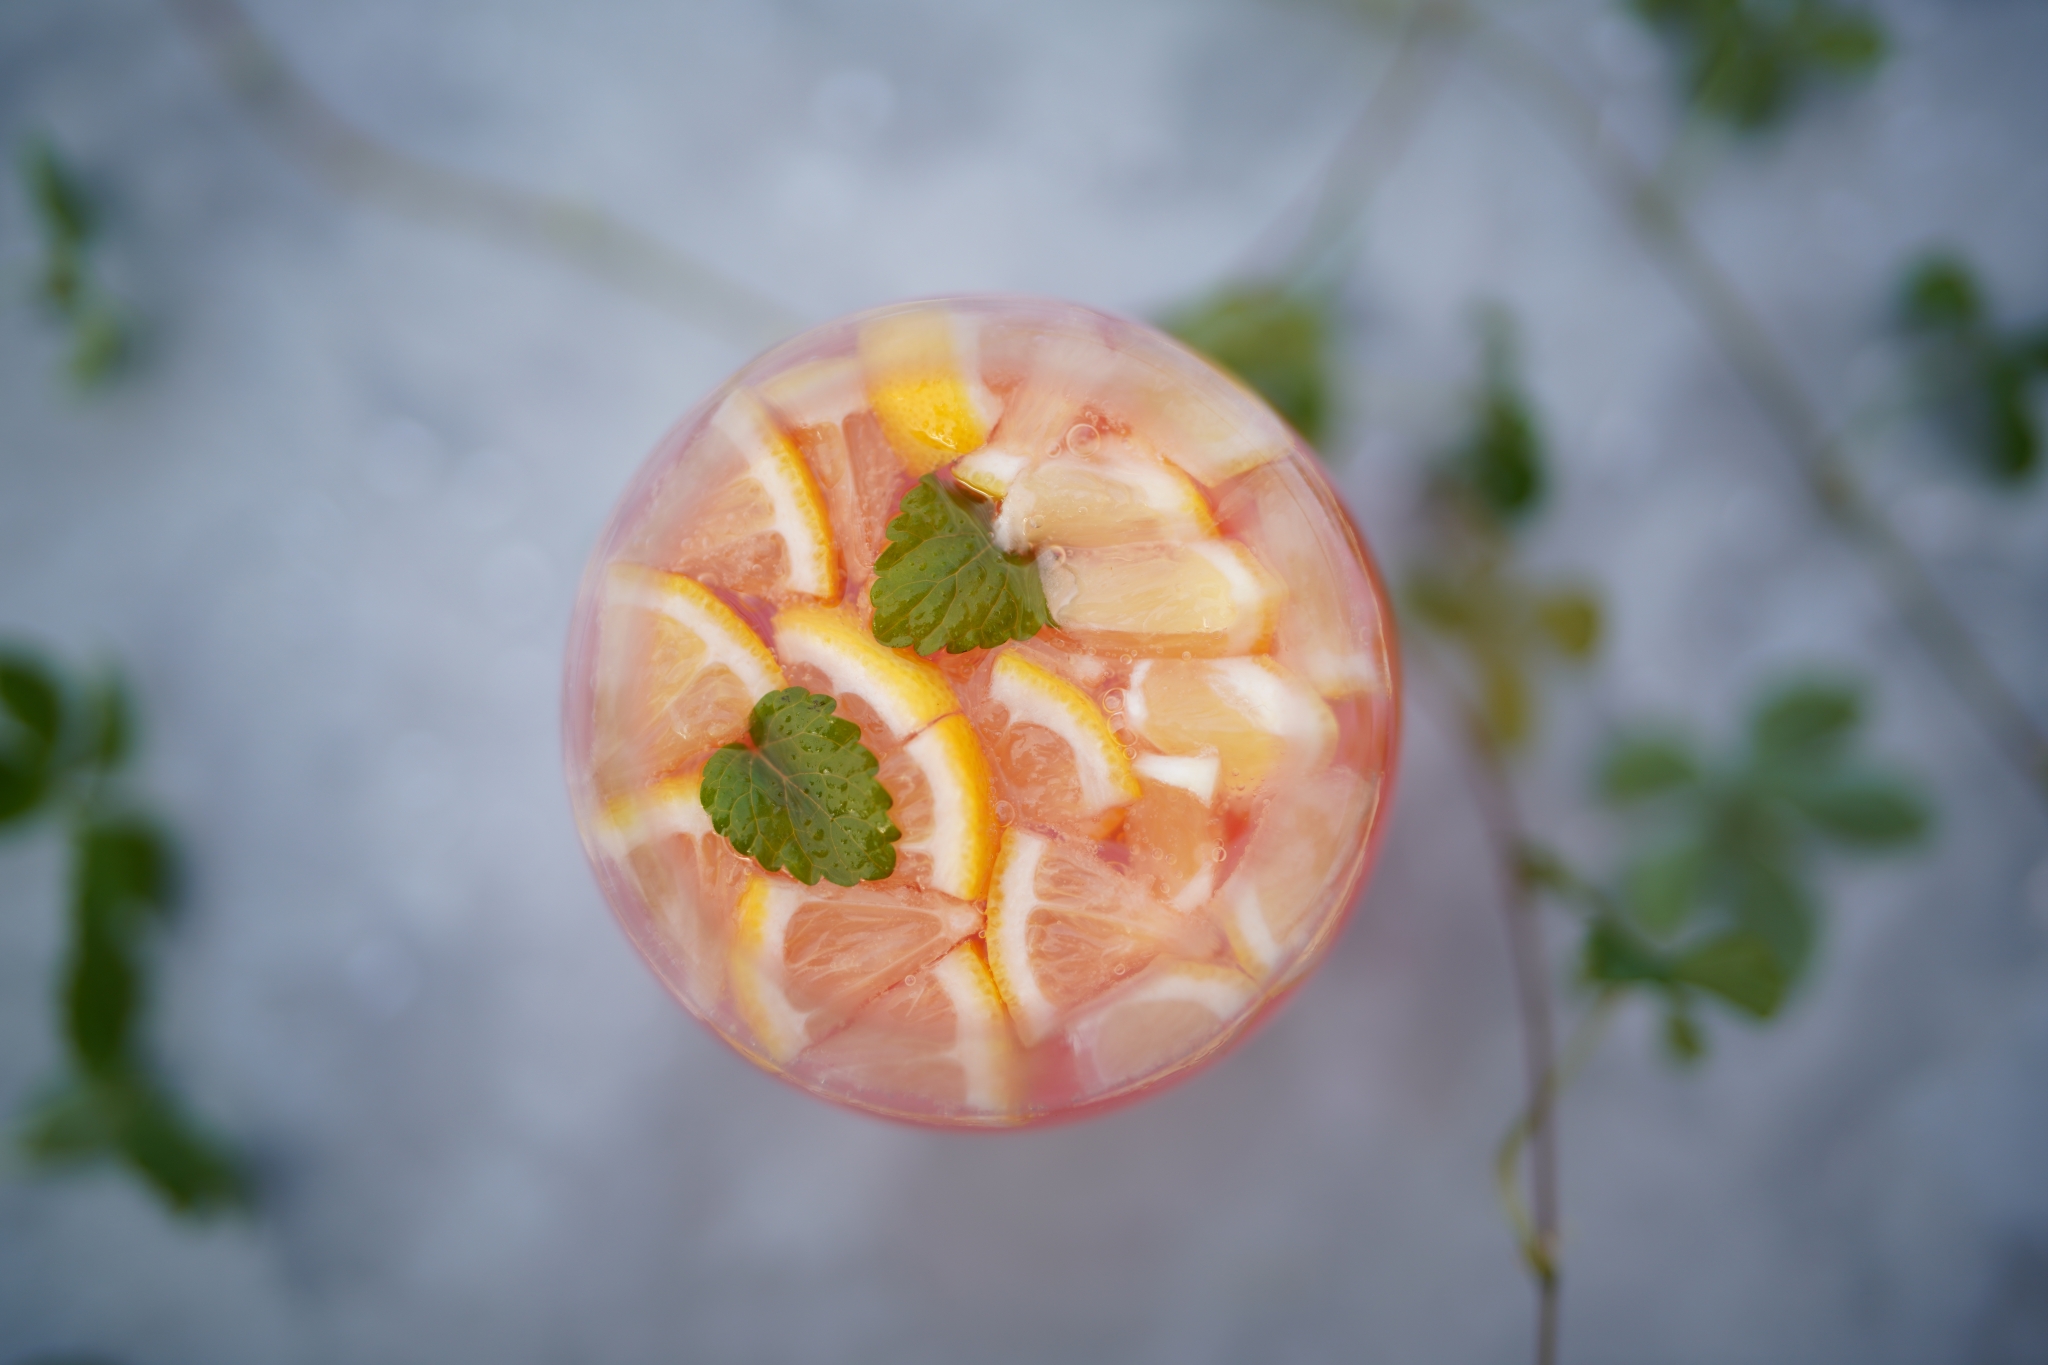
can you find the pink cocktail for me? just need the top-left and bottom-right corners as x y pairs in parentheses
(564, 297), (1398, 1127)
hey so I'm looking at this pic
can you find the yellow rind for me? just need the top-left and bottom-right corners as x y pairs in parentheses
(982, 828), (1051, 1044)
(989, 650), (1141, 817)
(901, 714), (999, 902)
(714, 390), (842, 602)
(771, 604), (960, 739)
(728, 876), (809, 1063)
(859, 307), (999, 473)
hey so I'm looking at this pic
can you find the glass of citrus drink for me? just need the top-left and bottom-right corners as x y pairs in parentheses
(563, 297), (1397, 1127)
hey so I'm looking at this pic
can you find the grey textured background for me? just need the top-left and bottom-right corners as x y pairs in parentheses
(3, 0), (2047, 1361)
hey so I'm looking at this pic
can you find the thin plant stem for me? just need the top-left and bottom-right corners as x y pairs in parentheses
(1234, 0), (1460, 289)
(1467, 17), (2048, 801)
(166, 0), (804, 349)
(1410, 648), (1564, 1365)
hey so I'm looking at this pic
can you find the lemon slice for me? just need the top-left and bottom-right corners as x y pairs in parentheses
(1220, 463), (1388, 698)
(989, 435), (1216, 553)
(771, 605), (959, 739)
(1098, 346), (1291, 487)
(1120, 762), (1224, 911)
(985, 829), (1221, 1045)
(729, 873), (984, 1063)
(596, 772), (747, 1011)
(643, 390), (841, 603)
(1217, 766), (1379, 977)
(1065, 960), (1256, 1090)
(987, 650), (1140, 826)
(591, 565), (785, 795)
(800, 939), (1018, 1118)
(1039, 540), (1281, 658)
(1124, 656), (1338, 800)
(859, 306), (1001, 474)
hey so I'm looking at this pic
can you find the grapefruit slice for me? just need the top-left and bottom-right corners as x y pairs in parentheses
(1215, 766), (1379, 977)
(979, 649), (1140, 838)
(596, 771), (749, 1011)
(1066, 959), (1256, 1091)
(988, 433), (1216, 553)
(1039, 540), (1281, 657)
(1124, 656), (1337, 801)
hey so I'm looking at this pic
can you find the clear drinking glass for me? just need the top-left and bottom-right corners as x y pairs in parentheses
(563, 296), (1398, 1127)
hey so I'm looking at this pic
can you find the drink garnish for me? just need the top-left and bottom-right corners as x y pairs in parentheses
(700, 687), (900, 886)
(869, 474), (1051, 654)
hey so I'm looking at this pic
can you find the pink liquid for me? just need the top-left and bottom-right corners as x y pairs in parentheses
(563, 297), (1399, 1127)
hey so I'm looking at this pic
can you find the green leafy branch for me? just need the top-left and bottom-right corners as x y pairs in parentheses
(1630, 0), (1886, 133)
(2, 645), (248, 1216)
(1898, 253), (2048, 485)
(21, 138), (129, 386)
(1160, 284), (1337, 450)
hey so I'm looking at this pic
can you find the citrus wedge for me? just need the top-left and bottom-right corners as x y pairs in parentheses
(1121, 760), (1225, 910)
(1124, 656), (1337, 800)
(729, 873), (983, 1063)
(800, 939), (1018, 1118)
(641, 390), (841, 603)
(1215, 766), (1379, 977)
(984, 829), (1221, 1046)
(1220, 463), (1387, 698)
(982, 650), (1140, 836)
(1066, 960), (1256, 1090)
(989, 434), (1216, 553)
(772, 605), (959, 739)
(590, 565), (784, 794)
(1097, 346), (1290, 486)
(1039, 540), (1281, 657)
(596, 772), (748, 1011)
(860, 306), (1001, 474)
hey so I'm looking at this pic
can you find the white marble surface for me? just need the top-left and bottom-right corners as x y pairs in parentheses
(2, 0), (2046, 1361)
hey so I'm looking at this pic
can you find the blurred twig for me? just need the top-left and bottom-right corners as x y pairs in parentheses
(165, 0), (803, 349)
(1466, 16), (2048, 802)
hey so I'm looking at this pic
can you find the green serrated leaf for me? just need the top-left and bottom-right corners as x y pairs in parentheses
(701, 687), (899, 887)
(1670, 930), (1787, 1018)
(1596, 731), (1702, 803)
(1623, 840), (1706, 938)
(1750, 678), (1861, 763)
(1783, 769), (1930, 848)
(1533, 586), (1602, 660)
(870, 475), (1050, 655)
(1160, 283), (1332, 449)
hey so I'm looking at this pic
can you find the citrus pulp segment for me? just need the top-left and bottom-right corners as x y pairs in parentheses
(598, 773), (749, 1013)
(1066, 960), (1257, 1091)
(859, 306), (1002, 473)
(1124, 656), (1338, 800)
(1215, 766), (1379, 977)
(1038, 539), (1281, 657)
(800, 939), (1018, 1119)
(893, 715), (999, 902)
(986, 650), (1141, 827)
(1120, 775), (1224, 911)
(590, 565), (785, 795)
(770, 604), (960, 740)
(984, 829), (1222, 1046)
(989, 435), (1217, 553)
(647, 390), (841, 603)
(729, 873), (984, 1064)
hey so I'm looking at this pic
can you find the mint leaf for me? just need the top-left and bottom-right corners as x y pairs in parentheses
(700, 687), (899, 887)
(870, 475), (1050, 655)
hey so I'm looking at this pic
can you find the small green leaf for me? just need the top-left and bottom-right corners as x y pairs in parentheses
(76, 814), (177, 930)
(1533, 586), (1602, 660)
(1783, 769), (1930, 848)
(115, 1075), (252, 1215)
(1584, 918), (1673, 986)
(82, 668), (134, 772)
(1901, 255), (1982, 330)
(1622, 840), (1706, 938)
(870, 476), (1051, 655)
(1632, 0), (1886, 132)
(1663, 1002), (1706, 1064)
(1, 650), (65, 823)
(1722, 849), (1817, 988)
(1670, 931), (1787, 1018)
(701, 687), (899, 887)
(1160, 283), (1332, 448)
(67, 303), (128, 387)
(64, 922), (140, 1076)
(1596, 731), (1702, 803)
(1476, 647), (1532, 752)
(25, 138), (96, 251)
(1455, 388), (1545, 525)
(1750, 678), (1861, 764)
(19, 1075), (120, 1162)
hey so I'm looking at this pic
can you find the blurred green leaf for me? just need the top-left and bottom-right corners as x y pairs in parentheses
(1404, 569), (1473, 633)
(25, 137), (96, 251)
(1160, 283), (1333, 449)
(1898, 252), (2043, 484)
(21, 136), (131, 389)
(1584, 918), (1673, 986)
(116, 1077), (251, 1214)
(1722, 847), (1816, 985)
(1783, 769), (1930, 848)
(1631, 0), (1886, 132)
(1750, 678), (1861, 764)
(1622, 840), (1705, 937)
(67, 304), (129, 386)
(1597, 731), (1702, 803)
(1476, 647), (1532, 751)
(2, 650), (65, 824)
(1670, 930), (1787, 1017)
(64, 922), (140, 1076)
(1662, 1002), (1707, 1063)
(76, 814), (176, 928)
(1452, 386), (1545, 526)
(19, 1076), (120, 1162)
(82, 669), (134, 773)
(1533, 587), (1602, 660)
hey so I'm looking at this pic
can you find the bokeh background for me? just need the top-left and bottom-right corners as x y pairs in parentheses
(4, 0), (2047, 1361)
